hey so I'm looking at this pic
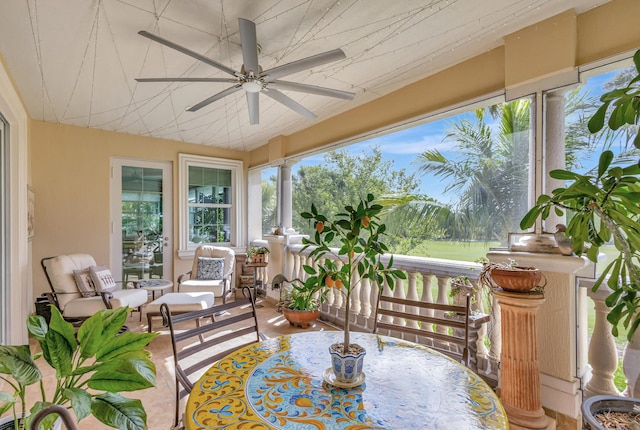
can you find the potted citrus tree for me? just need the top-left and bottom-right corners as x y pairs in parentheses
(0, 306), (157, 430)
(300, 194), (406, 384)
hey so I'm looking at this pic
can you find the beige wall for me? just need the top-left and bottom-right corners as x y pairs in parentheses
(249, 0), (640, 167)
(30, 121), (249, 296)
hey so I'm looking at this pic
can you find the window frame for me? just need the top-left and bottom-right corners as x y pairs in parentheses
(178, 153), (244, 258)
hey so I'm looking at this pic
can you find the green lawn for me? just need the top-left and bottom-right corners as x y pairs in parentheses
(407, 240), (501, 263)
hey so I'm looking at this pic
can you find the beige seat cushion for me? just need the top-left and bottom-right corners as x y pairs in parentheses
(63, 288), (148, 318)
(178, 279), (226, 296)
(147, 292), (215, 314)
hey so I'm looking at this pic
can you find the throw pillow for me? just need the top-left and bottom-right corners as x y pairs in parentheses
(73, 268), (97, 297)
(196, 257), (224, 280)
(89, 265), (118, 293)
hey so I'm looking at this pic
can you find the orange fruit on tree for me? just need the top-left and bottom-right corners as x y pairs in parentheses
(335, 279), (343, 289)
(325, 276), (335, 288)
(362, 216), (370, 227)
(315, 221), (324, 233)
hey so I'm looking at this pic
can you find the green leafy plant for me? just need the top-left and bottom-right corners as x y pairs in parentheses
(520, 151), (640, 340)
(521, 49), (640, 341)
(279, 281), (327, 311)
(587, 50), (640, 156)
(0, 306), (157, 430)
(247, 246), (269, 258)
(300, 193), (406, 352)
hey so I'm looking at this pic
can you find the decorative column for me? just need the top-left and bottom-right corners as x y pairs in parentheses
(488, 250), (592, 423)
(278, 163), (293, 232)
(543, 90), (567, 231)
(494, 289), (553, 429)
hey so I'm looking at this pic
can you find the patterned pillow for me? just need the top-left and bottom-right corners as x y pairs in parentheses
(73, 268), (97, 297)
(196, 257), (224, 280)
(89, 265), (118, 293)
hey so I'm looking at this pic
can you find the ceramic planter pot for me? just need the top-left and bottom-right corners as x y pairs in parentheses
(329, 342), (366, 384)
(282, 308), (320, 329)
(581, 395), (640, 430)
(251, 253), (268, 264)
(490, 266), (542, 292)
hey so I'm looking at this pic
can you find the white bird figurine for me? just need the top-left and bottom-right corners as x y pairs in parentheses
(554, 224), (573, 256)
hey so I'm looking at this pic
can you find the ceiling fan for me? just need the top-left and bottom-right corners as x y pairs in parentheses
(136, 18), (355, 125)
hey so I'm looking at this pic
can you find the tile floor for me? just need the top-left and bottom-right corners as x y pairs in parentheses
(8, 299), (333, 429)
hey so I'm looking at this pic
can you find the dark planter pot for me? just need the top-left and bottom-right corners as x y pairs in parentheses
(582, 395), (640, 430)
(282, 308), (320, 329)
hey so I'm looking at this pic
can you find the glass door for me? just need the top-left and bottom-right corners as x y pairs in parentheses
(110, 159), (172, 284)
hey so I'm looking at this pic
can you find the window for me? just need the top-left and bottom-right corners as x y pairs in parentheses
(289, 96), (534, 260)
(261, 167), (277, 236)
(178, 154), (244, 256)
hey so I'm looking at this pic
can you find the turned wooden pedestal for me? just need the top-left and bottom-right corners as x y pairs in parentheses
(495, 289), (555, 430)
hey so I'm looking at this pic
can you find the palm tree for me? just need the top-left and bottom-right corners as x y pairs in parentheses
(414, 99), (531, 243)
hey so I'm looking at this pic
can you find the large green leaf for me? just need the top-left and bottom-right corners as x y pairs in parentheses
(0, 393), (16, 415)
(26, 315), (48, 341)
(588, 103), (609, 133)
(0, 345), (41, 386)
(63, 387), (92, 421)
(91, 393), (147, 430)
(520, 206), (543, 229)
(96, 333), (157, 362)
(47, 307), (76, 352)
(77, 311), (106, 359)
(597, 150), (614, 178)
(44, 329), (74, 378)
(88, 351), (156, 392)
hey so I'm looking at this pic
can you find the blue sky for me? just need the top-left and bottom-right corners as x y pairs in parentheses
(290, 65), (631, 205)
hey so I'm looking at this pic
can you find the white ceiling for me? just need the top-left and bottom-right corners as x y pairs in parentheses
(0, 0), (609, 151)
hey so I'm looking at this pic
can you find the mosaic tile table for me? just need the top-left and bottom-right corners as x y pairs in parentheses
(185, 331), (508, 429)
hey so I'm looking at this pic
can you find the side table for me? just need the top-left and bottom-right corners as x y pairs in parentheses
(132, 278), (173, 301)
(244, 262), (268, 306)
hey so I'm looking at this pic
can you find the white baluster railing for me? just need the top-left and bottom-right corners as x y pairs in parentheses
(580, 277), (636, 399)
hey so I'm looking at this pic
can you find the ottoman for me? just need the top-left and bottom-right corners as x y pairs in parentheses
(146, 292), (215, 332)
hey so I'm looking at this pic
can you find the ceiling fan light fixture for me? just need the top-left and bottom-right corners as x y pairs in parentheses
(242, 80), (263, 93)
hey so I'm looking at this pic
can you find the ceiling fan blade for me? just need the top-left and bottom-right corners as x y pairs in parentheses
(270, 80), (355, 100)
(186, 85), (242, 112)
(238, 18), (260, 75)
(136, 77), (238, 83)
(263, 89), (316, 119)
(261, 49), (346, 81)
(139, 30), (238, 77)
(246, 92), (259, 125)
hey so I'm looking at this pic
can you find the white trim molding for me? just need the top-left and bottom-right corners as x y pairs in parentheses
(0, 58), (29, 344)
